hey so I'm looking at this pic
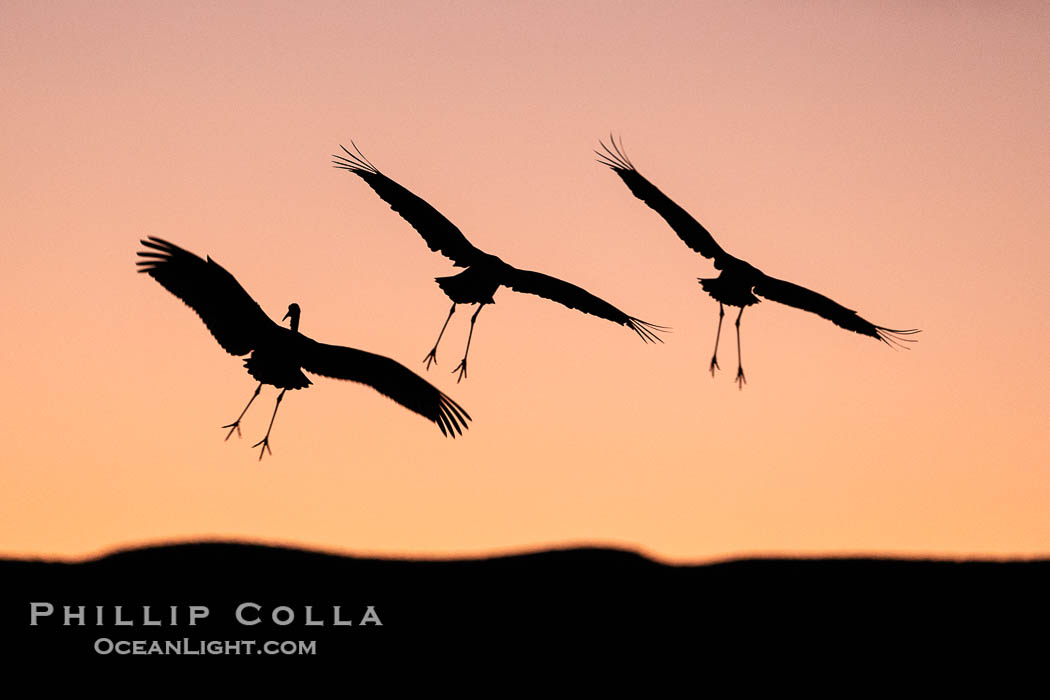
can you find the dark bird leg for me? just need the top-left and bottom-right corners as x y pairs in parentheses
(423, 303), (457, 370)
(222, 382), (262, 440)
(452, 303), (486, 383)
(734, 307), (747, 389)
(709, 303), (725, 376)
(252, 389), (286, 461)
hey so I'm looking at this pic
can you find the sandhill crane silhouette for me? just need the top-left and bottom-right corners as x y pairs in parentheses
(137, 237), (470, 459)
(333, 143), (666, 382)
(597, 137), (919, 388)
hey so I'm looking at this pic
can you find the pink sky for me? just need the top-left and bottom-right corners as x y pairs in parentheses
(2, 1), (1048, 562)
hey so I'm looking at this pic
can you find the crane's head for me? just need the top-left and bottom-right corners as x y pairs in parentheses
(283, 303), (301, 332)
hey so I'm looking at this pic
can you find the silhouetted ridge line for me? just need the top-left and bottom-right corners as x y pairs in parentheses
(10, 540), (1047, 570)
(4, 541), (1047, 659)
(24, 540), (659, 568)
(137, 237), (470, 459)
(598, 135), (919, 387)
(334, 143), (667, 382)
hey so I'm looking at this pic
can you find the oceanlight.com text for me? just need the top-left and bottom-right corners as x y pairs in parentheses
(94, 638), (317, 655)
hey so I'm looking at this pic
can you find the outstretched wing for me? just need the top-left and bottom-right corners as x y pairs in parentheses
(298, 339), (471, 437)
(596, 137), (731, 266)
(136, 237), (275, 355)
(333, 143), (484, 268)
(752, 273), (920, 348)
(501, 265), (667, 343)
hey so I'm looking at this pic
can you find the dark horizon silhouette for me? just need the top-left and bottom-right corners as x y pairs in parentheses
(137, 237), (470, 459)
(4, 540), (1047, 660)
(597, 136), (919, 388)
(333, 143), (667, 382)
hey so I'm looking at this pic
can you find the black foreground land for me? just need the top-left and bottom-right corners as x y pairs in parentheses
(3, 542), (1047, 661)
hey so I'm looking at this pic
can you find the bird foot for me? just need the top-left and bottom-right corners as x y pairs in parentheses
(452, 359), (468, 383)
(251, 436), (272, 461)
(709, 356), (720, 377)
(735, 367), (747, 390)
(423, 347), (438, 370)
(222, 421), (242, 441)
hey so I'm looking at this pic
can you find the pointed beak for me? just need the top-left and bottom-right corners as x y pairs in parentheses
(282, 309), (291, 321)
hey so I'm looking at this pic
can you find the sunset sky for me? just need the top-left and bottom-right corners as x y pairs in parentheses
(3, 1), (1047, 563)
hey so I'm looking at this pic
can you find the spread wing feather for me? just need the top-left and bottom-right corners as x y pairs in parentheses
(298, 340), (471, 436)
(136, 236), (275, 355)
(597, 137), (730, 265)
(333, 143), (483, 267)
(752, 274), (920, 347)
(501, 265), (667, 343)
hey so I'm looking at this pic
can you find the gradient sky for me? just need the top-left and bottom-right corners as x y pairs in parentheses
(3, 1), (1048, 563)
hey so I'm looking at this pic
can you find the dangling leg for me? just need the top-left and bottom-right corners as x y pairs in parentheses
(452, 303), (486, 383)
(734, 307), (747, 389)
(252, 389), (286, 460)
(709, 303), (725, 376)
(423, 303), (457, 370)
(222, 383), (262, 440)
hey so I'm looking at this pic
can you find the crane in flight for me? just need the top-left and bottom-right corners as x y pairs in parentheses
(597, 137), (919, 388)
(137, 237), (470, 459)
(333, 143), (666, 382)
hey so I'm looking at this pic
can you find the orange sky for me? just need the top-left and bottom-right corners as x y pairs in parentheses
(3, 1), (1048, 563)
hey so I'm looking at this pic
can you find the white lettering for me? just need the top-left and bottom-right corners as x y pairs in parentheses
(304, 606), (324, 626)
(360, 606), (382, 626)
(64, 605), (85, 626)
(188, 605), (209, 625)
(29, 602), (53, 626)
(272, 606), (294, 625)
(332, 605), (352, 626)
(114, 606), (133, 626)
(142, 606), (161, 626)
(236, 602), (261, 625)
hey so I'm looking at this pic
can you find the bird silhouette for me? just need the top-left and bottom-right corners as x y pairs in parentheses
(137, 237), (470, 459)
(333, 143), (666, 382)
(597, 137), (919, 388)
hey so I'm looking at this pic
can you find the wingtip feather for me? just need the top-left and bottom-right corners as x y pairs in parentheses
(596, 135), (635, 172)
(876, 327), (921, 350)
(333, 142), (380, 175)
(629, 318), (670, 344)
(435, 392), (471, 438)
